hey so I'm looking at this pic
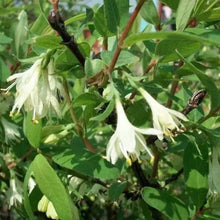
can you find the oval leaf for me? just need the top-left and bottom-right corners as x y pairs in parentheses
(142, 187), (189, 220)
(33, 154), (79, 220)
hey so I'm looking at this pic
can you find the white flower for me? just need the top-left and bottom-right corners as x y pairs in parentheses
(138, 87), (188, 139)
(2, 58), (64, 122)
(6, 178), (23, 208)
(38, 195), (59, 220)
(46, 201), (59, 220)
(106, 99), (163, 164)
(1, 117), (20, 145)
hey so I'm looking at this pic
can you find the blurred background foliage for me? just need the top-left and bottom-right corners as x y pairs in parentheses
(0, 0), (220, 219)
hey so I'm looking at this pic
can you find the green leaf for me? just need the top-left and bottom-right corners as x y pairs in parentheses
(176, 0), (196, 31)
(160, 0), (180, 10)
(55, 49), (79, 71)
(0, 32), (13, 44)
(183, 134), (209, 208)
(85, 58), (106, 77)
(209, 146), (220, 193)
(54, 42), (90, 72)
(109, 182), (127, 201)
(175, 49), (220, 110)
(37, 0), (50, 25)
(197, 7), (220, 22)
(103, 0), (120, 34)
(23, 163), (34, 220)
(73, 92), (105, 107)
(140, 0), (160, 26)
(101, 50), (139, 67)
(142, 187), (189, 220)
(0, 59), (10, 82)
(15, 10), (28, 58)
(94, 6), (110, 37)
(30, 7), (50, 35)
(23, 112), (42, 148)
(52, 138), (120, 180)
(125, 29), (220, 47)
(90, 99), (115, 122)
(65, 13), (86, 25)
(116, 0), (129, 31)
(32, 154), (79, 220)
(156, 38), (201, 62)
(35, 35), (62, 49)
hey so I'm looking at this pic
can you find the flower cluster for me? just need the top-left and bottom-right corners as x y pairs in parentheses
(107, 99), (163, 164)
(2, 58), (64, 123)
(107, 87), (188, 164)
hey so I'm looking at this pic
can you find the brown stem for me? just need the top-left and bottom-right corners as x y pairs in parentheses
(8, 148), (34, 169)
(103, 37), (108, 51)
(63, 79), (96, 153)
(191, 205), (211, 220)
(63, 80), (78, 125)
(48, 10), (85, 67)
(156, 1), (163, 31)
(108, 0), (146, 74)
(164, 168), (183, 185)
(166, 60), (184, 108)
(151, 146), (160, 178)
(144, 59), (157, 74)
(50, 0), (59, 11)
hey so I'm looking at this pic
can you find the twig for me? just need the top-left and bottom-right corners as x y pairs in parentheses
(151, 146), (160, 178)
(191, 200), (210, 220)
(156, 1), (163, 31)
(131, 160), (151, 187)
(108, 0), (146, 74)
(7, 148), (34, 169)
(103, 37), (108, 51)
(131, 160), (164, 220)
(48, 10), (85, 67)
(166, 60), (184, 108)
(164, 168), (183, 185)
(49, 0), (59, 11)
(63, 79), (96, 153)
(182, 89), (207, 115)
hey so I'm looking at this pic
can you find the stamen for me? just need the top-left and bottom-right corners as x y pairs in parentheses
(9, 111), (14, 117)
(126, 157), (132, 166)
(1, 81), (17, 92)
(32, 109), (39, 124)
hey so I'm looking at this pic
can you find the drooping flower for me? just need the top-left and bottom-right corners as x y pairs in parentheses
(6, 178), (23, 208)
(2, 57), (64, 122)
(1, 117), (20, 145)
(138, 87), (188, 140)
(106, 99), (163, 164)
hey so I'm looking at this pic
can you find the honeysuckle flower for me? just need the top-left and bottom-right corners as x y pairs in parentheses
(138, 87), (188, 140)
(6, 178), (23, 208)
(38, 195), (59, 220)
(1, 117), (20, 145)
(38, 195), (49, 213)
(2, 57), (64, 122)
(46, 201), (59, 220)
(106, 99), (163, 164)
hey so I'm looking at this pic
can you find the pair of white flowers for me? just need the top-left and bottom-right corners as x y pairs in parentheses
(3, 57), (63, 122)
(107, 88), (188, 164)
